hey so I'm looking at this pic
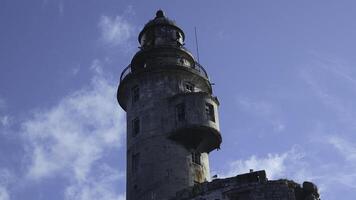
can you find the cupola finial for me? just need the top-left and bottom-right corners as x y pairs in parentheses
(156, 9), (165, 18)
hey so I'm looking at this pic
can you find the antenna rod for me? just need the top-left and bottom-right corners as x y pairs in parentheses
(194, 27), (200, 63)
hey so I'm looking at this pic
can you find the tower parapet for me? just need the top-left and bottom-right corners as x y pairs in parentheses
(172, 170), (320, 200)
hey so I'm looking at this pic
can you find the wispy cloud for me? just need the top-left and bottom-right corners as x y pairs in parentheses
(305, 135), (356, 192)
(328, 135), (356, 163)
(0, 187), (10, 200)
(58, 1), (64, 16)
(65, 164), (125, 200)
(0, 98), (5, 110)
(90, 59), (104, 75)
(237, 97), (274, 116)
(0, 116), (10, 128)
(225, 153), (287, 179)
(300, 56), (356, 130)
(296, 54), (356, 197)
(307, 52), (356, 87)
(22, 59), (126, 199)
(98, 14), (135, 47)
(0, 97), (10, 129)
(0, 7), (135, 200)
(0, 169), (13, 184)
(223, 147), (308, 181)
(301, 68), (350, 115)
(0, 169), (13, 200)
(236, 96), (285, 132)
(40, 0), (65, 16)
(71, 65), (81, 76)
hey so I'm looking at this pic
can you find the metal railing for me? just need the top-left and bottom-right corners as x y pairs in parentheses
(120, 64), (132, 82)
(119, 61), (209, 82)
(193, 62), (209, 79)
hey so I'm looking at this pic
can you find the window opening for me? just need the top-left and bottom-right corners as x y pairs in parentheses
(132, 85), (139, 103)
(132, 153), (140, 174)
(206, 103), (215, 122)
(132, 117), (140, 136)
(184, 82), (194, 92)
(192, 151), (201, 165)
(176, 103), (185, 122)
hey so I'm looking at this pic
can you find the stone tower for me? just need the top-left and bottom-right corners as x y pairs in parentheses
(117, 10), (221, 200)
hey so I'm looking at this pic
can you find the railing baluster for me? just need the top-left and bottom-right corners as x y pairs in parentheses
(120, 61), (208, 82)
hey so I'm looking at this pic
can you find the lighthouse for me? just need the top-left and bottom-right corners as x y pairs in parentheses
(117, 10), (221, 200)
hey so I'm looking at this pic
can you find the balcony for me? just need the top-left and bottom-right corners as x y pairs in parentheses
(119, 61), (209, 82)
(167, 92), (221, 153)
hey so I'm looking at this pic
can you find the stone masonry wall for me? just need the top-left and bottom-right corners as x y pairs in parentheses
(171, 171), (320, 200)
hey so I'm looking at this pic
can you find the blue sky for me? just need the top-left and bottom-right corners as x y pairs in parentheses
(1, 0), (356, 199)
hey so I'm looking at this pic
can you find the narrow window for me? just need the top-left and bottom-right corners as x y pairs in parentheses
(132, 85), (139, 103)
(184, 82), (194, 92)
(132, 153), (140, 174)
(205, 103), (215, 122)
(132, 117), (140, 136)
(192, 152), (201, 165)
(176, 103), (185, 122)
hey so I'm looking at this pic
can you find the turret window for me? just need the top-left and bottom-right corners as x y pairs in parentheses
(176, 103), (185, 122)
(176, 31), (183, 45)
(140, 30), (154, 47)
(132, 85), (140, 103)
(155, 26), (178, 46)
(206, 103), (215, 122)
(132, 117), (140, 136)
(192, 152), (201, 165)
(132, 153), (140, 174)
(184, 82), (195, 92)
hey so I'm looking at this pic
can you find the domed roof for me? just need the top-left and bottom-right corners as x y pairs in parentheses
(138, 10), (185, 42)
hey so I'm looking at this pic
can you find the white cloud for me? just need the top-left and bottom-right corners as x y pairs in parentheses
(301, 69), (349, 114)
(71, 65), (80, 76)
(0, 169), (14, 186)
(326, 135), (356, 189)
(22, 59), (126, 198)
(236, 97), (285, 132)
(328, 135), (356, 163)
(0, 98), (5, 110)
(0, 98), (10, 128)
(0, 116), (10, 127)
(65, 165), (125, 200)
(300, 58), (356, 131)
(223, 147), (309, 181)
(226, 153), (287, 179)
(298, 56), (356, 190)
(0, 186), (10, 200)
(0, 169), (12, 200)
(308, 53), (356, 87)
(98, 15), (134, 47)
(90, 59), (104, 75)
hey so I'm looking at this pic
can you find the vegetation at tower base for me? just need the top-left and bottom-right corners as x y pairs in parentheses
(171, 170), (320, 200)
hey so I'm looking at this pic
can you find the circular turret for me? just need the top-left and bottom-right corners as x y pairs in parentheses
(117, 11), (221, 200)
(138, 10), (185, 48)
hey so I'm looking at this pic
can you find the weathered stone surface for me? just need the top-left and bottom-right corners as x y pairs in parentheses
(117, 10), (321, 200)
(171, 171), (320, 200)
(117, 10), (221, 200)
